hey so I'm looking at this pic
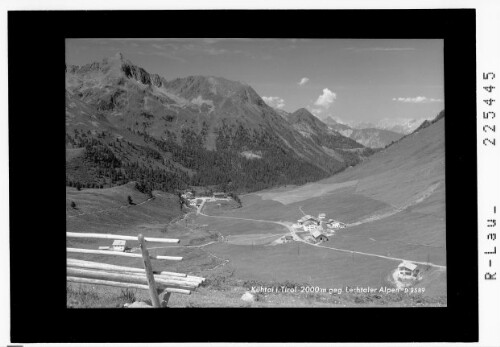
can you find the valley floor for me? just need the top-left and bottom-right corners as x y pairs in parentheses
(67, 172), (447, 307)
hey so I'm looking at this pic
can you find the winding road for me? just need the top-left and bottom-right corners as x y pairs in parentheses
(197, 198), (446, 270)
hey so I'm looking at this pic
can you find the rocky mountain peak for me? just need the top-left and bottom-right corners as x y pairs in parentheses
(288, 108), (323, 126)
(293, 108), (313, 117)
(162, 75), (266, 107)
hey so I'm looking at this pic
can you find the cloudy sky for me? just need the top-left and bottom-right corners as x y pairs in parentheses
(66, 38), (444, 124)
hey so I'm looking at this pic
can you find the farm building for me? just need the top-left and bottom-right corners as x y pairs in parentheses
(318, 213), (326, 219)
(298, 215), (320, 225)
(284, 236), (294, 241)
(303, 221), (319, 232)
(298, 215), (311, 224)
(181, 191), (194, 199)
(112, 240), (127, 252)
(311, 230), (329, 242)
(397, 261), (419, 279)
(326, 220), (346, 229)
(213, 192), (227, 199)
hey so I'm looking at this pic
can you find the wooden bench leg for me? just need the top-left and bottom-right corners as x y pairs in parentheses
(138, 234), (161, 308)
(161, 292), (171, 307)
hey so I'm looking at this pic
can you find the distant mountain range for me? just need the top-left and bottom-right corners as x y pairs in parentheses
(318, 116), (405, 149)
(342, 117), (434, 135)
(305, 111), (438, 148)
(65, 53), (373, 193)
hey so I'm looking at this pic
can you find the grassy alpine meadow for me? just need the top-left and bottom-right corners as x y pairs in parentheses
(64, 39), (447, 307)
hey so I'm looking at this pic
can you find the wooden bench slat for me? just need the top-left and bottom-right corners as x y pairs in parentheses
(67, 232), (180, 244)
(67, 267), (199, 289)
(67, 258), (190, 278)
(67, 248), (182, 261)
(67, 276), (191, 295)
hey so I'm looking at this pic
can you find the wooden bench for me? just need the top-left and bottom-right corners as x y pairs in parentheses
(67, 232), (205, 307)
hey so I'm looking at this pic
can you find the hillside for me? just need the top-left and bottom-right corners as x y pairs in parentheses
(66, 53), (373, 194)
(327, 115), (445, 207)
(412, 110), (445, 134)
(188, 113), (446, 298)
(66, 182), (183, 236)
(67, 111), (447, 307)
(285, 108), (374, 165)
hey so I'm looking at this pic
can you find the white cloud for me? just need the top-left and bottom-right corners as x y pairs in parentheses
(262, 96), (286, 109)
(314, 88), (337, 109)
(345, 47), (416, 52)
(331, 116), (351, 125)
(392, 96), (443, 103)
(298, 77), (309, 86)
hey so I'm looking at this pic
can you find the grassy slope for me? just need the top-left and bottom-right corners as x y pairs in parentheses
(67, 119), (447, 306)
(325, 118), (445, 208)
(66, 182), (182, 236)
(66, 183), (199, 272)
(68, 267), (446, 308)
(187, 118), (446, 297)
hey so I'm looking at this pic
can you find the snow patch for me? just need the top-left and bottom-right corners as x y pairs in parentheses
(240, 150), (262, 159)
(338, 129), (353, 137)
(293, 123), (315, 137)
(190, 95), (215, 113)
(153, 86), (189, 106)
(298, 130), (312, 138)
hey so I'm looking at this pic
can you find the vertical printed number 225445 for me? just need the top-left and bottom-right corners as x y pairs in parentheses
(483, 72), (496, 146)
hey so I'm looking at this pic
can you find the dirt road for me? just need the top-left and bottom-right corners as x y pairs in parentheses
(198, 200), (446, 270)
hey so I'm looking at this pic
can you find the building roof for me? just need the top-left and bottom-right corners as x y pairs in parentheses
(311, 230), (326, 238)
(112, 240), (126, 246)
(398, 261), (417, 271)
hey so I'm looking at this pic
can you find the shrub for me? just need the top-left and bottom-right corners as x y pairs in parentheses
(70, 201), (77, 209)
(118, 288), (137, 304)
(202, 267), (235, 290)
(67, 285), (99, 307)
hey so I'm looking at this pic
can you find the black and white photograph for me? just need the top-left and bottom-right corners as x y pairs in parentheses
(65, 38), (446, 308)
(5, 6), (492, 345)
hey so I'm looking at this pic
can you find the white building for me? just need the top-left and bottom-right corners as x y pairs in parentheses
(112, 240), (127, 252)
(298, 215), (313, 224)
(303, 221), (318, 232)
(397, 261), (419, 279)
(326, 220), (346, 229)
(299, 215), (320, 226)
